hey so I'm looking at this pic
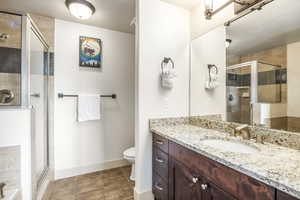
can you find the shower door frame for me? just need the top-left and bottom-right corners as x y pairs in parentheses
(226, 61), (258, 124)
(22, 14), (50, 195)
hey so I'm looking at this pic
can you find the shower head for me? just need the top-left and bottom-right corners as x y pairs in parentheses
(0, 33), (9, 41)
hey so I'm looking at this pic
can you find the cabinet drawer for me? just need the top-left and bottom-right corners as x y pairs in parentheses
(277, 190), (299, 200)
(153, 147), (168, 181)
(153, 172), (168, 200)
(153, 134), (169, 153)
(169, 141), (275, 200)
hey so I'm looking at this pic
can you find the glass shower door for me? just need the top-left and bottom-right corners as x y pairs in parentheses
(226, 65), (252, 124)
(29, 27), (49, 185)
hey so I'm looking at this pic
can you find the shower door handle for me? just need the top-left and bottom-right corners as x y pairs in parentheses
(30, 93), (41, 98)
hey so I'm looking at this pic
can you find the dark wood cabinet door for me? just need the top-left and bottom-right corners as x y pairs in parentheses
(201, 180), (236, 200)
(277, 190), (299, 200)
(153, 172), (168, 200)
(169, 159), (203, 200)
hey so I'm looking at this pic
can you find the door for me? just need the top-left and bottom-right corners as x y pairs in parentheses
(29, 22), (49, 187)
(226, 64), (253, 124)
(201, 180), (236, 200)
(169, 159), (202, 200)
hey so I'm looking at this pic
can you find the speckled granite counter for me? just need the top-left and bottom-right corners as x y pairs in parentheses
(150, 123), (300, 199)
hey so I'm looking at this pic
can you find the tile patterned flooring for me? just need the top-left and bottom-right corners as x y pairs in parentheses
(49, 166), (134, 200)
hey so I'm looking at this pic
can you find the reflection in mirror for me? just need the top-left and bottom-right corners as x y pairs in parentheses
(190, 26), (226, 119)
(226, 0), (300, 132)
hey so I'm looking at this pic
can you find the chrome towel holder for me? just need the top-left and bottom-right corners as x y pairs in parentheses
(58, 93), (117, 99)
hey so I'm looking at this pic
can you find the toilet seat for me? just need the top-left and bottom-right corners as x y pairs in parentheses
(123, 147), (135, 181)
(124, 147), (135, 159)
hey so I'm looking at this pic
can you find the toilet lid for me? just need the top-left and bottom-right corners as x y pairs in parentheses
(124, 147), (135, 158)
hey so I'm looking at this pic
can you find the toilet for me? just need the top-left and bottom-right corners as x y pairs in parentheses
(123, 147), (135, 181)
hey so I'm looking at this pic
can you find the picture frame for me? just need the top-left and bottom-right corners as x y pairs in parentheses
(79, 36), (102, 68)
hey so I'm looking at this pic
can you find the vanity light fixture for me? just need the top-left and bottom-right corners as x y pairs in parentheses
(65, 0), (96, 20)
(204, 0), (250, 20)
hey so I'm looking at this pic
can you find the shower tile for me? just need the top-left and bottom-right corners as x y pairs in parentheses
(0, 47), (21, 73)
(0, 146), (21, 196)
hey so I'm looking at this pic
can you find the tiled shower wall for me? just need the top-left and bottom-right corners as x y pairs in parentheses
(227, 45), (292, 130)
(0, 13), (22, 105)
(0, 146), (20, 194)
(228, 45), (287, 103)
(0, 13), (55, 106)
(240, 45), (287, 104)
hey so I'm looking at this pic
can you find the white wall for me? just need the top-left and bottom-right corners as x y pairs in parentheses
(287, 41), (300, 117)
(54, 20), (135, 179)
(190, 26), (226, 118)
(191, 1), (234, 39)
(136, 0), (190, 197)
(0, 109), (32, 200)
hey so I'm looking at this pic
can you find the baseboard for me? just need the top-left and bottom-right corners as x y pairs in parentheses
(134, 188), (154, 200)
(37, 169), (54, 200)
(40, 181), (54, 200)
(55, 159), (130, 180)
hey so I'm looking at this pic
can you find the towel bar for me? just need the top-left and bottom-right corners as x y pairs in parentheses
(58, 93), (117, 99)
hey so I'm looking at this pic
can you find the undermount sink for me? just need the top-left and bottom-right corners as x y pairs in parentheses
(199, 139), (259, 154)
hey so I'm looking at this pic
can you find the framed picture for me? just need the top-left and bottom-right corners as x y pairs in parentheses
(79, 36), (102, 68)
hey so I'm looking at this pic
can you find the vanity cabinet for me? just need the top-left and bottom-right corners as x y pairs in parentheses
(277, 191), (299, 200)
(169, 158), (235, 200)
(152, 133), (282, 200)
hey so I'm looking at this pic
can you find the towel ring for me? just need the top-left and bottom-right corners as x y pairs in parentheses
(208, 64), (218, 82)
(161, 57), (174, 73)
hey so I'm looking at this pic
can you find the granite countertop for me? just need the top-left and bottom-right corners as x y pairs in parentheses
(150, 124), (300, 199)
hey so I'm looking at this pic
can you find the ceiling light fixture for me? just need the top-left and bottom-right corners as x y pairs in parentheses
(204, 0), (250, 20)
(65, 0), (96, 20)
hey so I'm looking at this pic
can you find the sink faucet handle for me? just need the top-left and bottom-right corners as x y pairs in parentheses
(0, 182), (6, 199)
(235, 124), (248, 131)
(256, 135), (265, 144)
(235, 125), (251, 140)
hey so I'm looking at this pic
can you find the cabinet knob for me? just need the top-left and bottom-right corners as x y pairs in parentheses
(192, 177), (198, 183)
(201, 184), (208, 190)
(155, 183), (164, 191)
(155, 157), (164, 163)
(155, 140), (164, 145)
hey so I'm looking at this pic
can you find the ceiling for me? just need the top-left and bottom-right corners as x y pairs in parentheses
(227, 0), (300, 56)
(161, 0), (201, 10)
(160, 0), (229, 10)
(0, 0), (135, 34)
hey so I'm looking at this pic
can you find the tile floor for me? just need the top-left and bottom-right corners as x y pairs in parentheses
(49, 166), (134, 200)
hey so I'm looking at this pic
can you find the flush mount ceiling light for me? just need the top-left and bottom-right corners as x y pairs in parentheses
(65, 0), (96, 20)
(204, 0), (250, 20)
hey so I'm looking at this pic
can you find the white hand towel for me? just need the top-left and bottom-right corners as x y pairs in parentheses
(77, 94), (101, 122)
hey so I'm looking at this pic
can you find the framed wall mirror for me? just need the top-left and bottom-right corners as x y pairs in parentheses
(226, 0), (300, 132)
(190, 0), (300, 134)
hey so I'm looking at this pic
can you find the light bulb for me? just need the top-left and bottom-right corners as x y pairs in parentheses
(204, 0), (213, 10)
(66, 0), (95, 20)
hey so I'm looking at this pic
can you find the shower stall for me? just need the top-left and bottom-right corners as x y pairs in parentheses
(0, 11), (50, 195)
(226, 61), (282, 125)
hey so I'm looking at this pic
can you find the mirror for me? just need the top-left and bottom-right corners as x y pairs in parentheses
(226, 0), (300, 132)
(191, 0), (300, 133)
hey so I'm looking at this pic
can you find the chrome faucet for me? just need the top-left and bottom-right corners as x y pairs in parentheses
(235, 124), (251, 140)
